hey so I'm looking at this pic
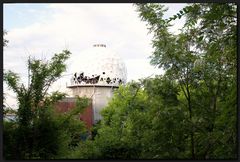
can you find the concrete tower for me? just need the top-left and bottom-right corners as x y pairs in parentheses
(67, 44), (127, 123)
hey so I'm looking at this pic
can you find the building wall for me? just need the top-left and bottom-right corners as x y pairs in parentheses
(54, 97), (93, 129)
(70, 86), (117, 123)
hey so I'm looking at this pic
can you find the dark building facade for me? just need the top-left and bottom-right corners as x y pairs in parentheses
(54, 97), (93, 129)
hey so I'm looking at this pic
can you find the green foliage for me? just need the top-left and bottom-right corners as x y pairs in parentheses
(3, 121), (18, 159)
(134, 3), (237, 159)
(140, 77), (189, 159)
(71, 3), (237, 160)
(3, 29), (9, 47)
(3, 50), (89, 159)
(3, 107), (17, 116)
(4, 3), (236, 159)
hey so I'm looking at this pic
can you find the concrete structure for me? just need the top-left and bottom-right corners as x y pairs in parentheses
(67, 44), (127, 124)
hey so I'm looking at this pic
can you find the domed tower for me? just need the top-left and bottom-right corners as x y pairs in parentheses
(67, 44), (127, 123)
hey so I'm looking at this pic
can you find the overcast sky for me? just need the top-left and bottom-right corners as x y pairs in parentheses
(3, 3), (186, 109)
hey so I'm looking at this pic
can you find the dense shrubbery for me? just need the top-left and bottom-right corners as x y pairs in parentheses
(3, 50), (90, 159)
(3, 3), (236, 159)
(67, 3), (237, 159)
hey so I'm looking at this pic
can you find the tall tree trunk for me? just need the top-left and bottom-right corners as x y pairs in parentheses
(186, 83), (195, 159)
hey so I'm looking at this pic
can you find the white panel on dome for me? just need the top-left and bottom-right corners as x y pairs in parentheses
(68, 44), (127, 87)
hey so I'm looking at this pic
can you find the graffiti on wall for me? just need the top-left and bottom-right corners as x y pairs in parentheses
(71, 72), (123, 85)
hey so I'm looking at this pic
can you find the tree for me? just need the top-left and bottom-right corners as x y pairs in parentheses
(68, 82), (147, 159)
(3, 30), (9, 47)
(94, 82), (147, 159)
(3, 50), (90, 159)
(50, 3), (237, 159)
(135, 3), (237, 159)
(72, 77), (188, 159)
(139, 76), (189, 159)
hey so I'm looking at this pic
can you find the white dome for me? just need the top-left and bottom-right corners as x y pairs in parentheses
(68, 44), (127, 87)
